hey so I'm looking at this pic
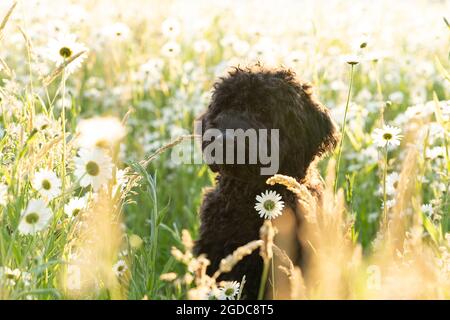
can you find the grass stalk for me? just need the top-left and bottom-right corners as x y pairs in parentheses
(257, 258), (270, 300)
(334, 64), (355, 194)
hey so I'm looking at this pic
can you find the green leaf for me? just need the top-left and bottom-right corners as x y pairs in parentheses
(434, 56), (450, 82)
(422, 213), (442, 245)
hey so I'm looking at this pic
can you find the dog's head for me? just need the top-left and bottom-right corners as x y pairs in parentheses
(197, 66), (338, 180)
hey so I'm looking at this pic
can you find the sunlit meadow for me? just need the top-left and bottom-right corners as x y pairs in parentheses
(0, 0), (449, 300)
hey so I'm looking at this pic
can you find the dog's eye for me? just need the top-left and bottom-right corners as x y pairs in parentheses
(258, 105), (272, 117)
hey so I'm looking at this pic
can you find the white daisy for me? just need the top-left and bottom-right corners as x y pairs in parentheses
(218, 281), (240, 300)
(74, 148), (113, 191)
(381, 199), (396, 211)
(368, 212), (379, 223)
(64, 196), (88, 219)
(342, 54), (361, 65)
(372, 125), (403, 148)
(353, 34), (370, 49)
(113, 169), (128, 195)
(55, 96), (72, 110)
(421, 203), (433, 216)
(0, 183), (8, 206)
(102, 22), (131, 41)
(423, 203), (441, 222)
(33, 114), (52, 131)
(138, 58), (164, 80)
(255, 190), (285, 220)
(161, 18), (181, 38)
(0, 267), (21, 286)
(426, 146), (446, 160)
(249, 40), (277, 64)
(18, 199), (53, 235)
(194, 39), (212, 54)
(284, 50), (305, 67)
(220, 34), (238, 47)
(112, 260), (127, 277)
(119, 249), (129, 257)
(21, 271), (32, 287)
(232, 39), (250, 56)
(389, 91), (405, 104)
(46, 33), (88, 75)
(76, 117), (126, 149)
(161, 41), (181, 58)
(31, 169), (61, 201)
(207, 287), (221, 300)
(383, 172), (400, 196)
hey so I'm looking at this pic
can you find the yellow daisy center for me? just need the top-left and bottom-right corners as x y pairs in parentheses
(59, 46), (73, 59)
(263, 200), (275, 211)
(95, 140), (109, 149)
(5, 273), (16, 280)
(225, 288), (234, 296)
(25, 212), (39, 224)
(41, 179), (51, 190)
(86, 161), (100, 176)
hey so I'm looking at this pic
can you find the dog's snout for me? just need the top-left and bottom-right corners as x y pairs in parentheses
(213, 112), (254, 132)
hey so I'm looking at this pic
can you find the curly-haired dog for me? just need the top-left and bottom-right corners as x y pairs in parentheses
(194, 66), (338, 299)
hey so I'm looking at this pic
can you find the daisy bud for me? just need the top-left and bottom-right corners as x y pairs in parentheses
(181, 229), (194, 251)
(160, 272), (178, 282)
(183, 273), (194, 285)
(170, 246), (185, 261)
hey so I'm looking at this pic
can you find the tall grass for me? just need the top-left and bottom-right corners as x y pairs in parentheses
(0, 0), (448, 299)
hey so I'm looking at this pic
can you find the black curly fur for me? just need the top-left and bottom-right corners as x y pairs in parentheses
(194, 65), (339, 299)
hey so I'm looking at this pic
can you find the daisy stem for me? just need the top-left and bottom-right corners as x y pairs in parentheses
(257, 258), (270, 300)
(334, 64), (355, 195)
(61, 68), (67, 196)
(374, 60), (384, 107)
(271, 255), (275, 298)
(383, 144), (388, 225)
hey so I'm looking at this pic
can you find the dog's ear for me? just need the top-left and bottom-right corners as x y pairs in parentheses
(281, 83), (339, 177)
(305, 88), (339, 159)
(196, 107), (220, 173)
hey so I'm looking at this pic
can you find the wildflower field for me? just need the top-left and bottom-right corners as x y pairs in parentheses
(0, 0), (449, 300)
